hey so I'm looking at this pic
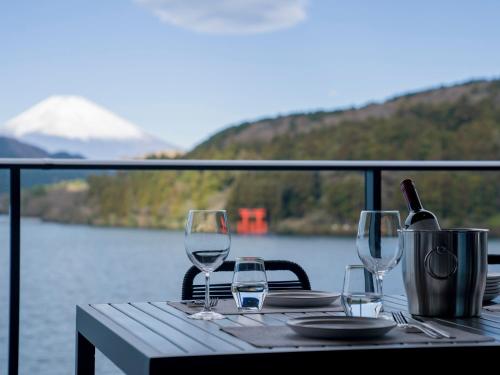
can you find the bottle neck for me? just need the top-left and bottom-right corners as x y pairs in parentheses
(401, 179), (423, 212)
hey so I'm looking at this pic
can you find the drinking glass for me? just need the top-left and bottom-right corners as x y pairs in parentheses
(231, 257), (268, 311)
(185, 210), (231, 320)
(356, 210), (402, 302)
(342, 265), (382, 318)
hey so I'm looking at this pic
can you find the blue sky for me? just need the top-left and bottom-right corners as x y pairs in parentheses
(1, 0), (499, 149)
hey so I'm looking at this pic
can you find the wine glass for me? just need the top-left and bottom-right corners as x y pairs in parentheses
(356, 210), (402, 305)
(185, 210), (231, 320)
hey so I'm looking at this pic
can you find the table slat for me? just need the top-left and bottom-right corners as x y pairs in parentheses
(112, 303), (212, 353)
(131, 302), (243, 352)
(92, 304), (185, 354)
(149, 302), (255, 350)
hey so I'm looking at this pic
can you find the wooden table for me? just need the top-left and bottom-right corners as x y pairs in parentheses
(76, 296), (500, 374)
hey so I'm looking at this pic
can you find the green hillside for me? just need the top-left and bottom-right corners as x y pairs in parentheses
(8, 79), (500, 235)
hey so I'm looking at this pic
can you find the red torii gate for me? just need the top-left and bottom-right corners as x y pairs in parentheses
(236, 208), (268, 234)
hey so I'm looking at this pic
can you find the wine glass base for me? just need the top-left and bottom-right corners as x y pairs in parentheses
(377, 311), (394, 321)
(188, 310), (225, 320)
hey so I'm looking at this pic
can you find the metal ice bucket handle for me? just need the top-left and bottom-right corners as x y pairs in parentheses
(424, 245), (458, 280)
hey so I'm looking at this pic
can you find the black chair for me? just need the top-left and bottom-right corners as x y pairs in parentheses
(489, 254), (500, 265)
(182, 260), (311, 300)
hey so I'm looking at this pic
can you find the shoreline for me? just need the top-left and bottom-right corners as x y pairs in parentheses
(1, 214), (498, 239)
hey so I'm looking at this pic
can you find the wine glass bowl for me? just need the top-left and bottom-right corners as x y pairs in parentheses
(356, 210), (402, 300)
(185, 210), (230, 320)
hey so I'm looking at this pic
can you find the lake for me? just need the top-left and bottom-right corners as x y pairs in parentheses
(0, 216), (498, 374)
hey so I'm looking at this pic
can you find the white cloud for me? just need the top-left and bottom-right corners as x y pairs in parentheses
(328, 89), (338, 97)
(137, 0), (309, 35)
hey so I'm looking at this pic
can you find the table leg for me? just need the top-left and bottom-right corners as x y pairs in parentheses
(76, 331), (95, 375)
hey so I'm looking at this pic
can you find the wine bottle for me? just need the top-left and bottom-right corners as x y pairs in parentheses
(400, 179), (441, 230)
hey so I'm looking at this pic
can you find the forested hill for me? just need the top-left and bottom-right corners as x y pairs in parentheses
(8, 79), (500, 235)
(0, 136), (84, 158)
(189, 79), (500, 160)
(0, 136), (88, 193)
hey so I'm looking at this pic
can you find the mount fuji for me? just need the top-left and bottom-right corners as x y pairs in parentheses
(1, 96), (180, 159)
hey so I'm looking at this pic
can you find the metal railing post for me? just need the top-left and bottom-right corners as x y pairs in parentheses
(364, 169), (382, 210)
(364, 169), (382, 292)
(9, 167), (21, 375)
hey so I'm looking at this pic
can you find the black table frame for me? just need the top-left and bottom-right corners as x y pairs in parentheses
(75, 297), (500, 374)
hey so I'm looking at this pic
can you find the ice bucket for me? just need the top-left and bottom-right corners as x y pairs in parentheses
(401, 228), (488, 317)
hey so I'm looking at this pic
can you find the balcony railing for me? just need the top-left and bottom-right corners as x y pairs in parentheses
(1, 158), (500, 375)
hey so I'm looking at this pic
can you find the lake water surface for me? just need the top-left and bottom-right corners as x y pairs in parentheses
(0, 216), (498, 374)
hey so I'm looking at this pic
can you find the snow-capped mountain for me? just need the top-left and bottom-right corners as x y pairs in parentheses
(1, 96), (179, 159)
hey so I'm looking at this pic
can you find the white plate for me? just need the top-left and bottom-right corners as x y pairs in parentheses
(264, 290), (340, 307)
(287, 316), (396, 339)
(487, 273), (500, 280)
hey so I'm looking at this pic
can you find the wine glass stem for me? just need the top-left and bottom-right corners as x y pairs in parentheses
(377, 275), (384, 297)
(204, 272), (211, 312)
(377, 275), (384, 311)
